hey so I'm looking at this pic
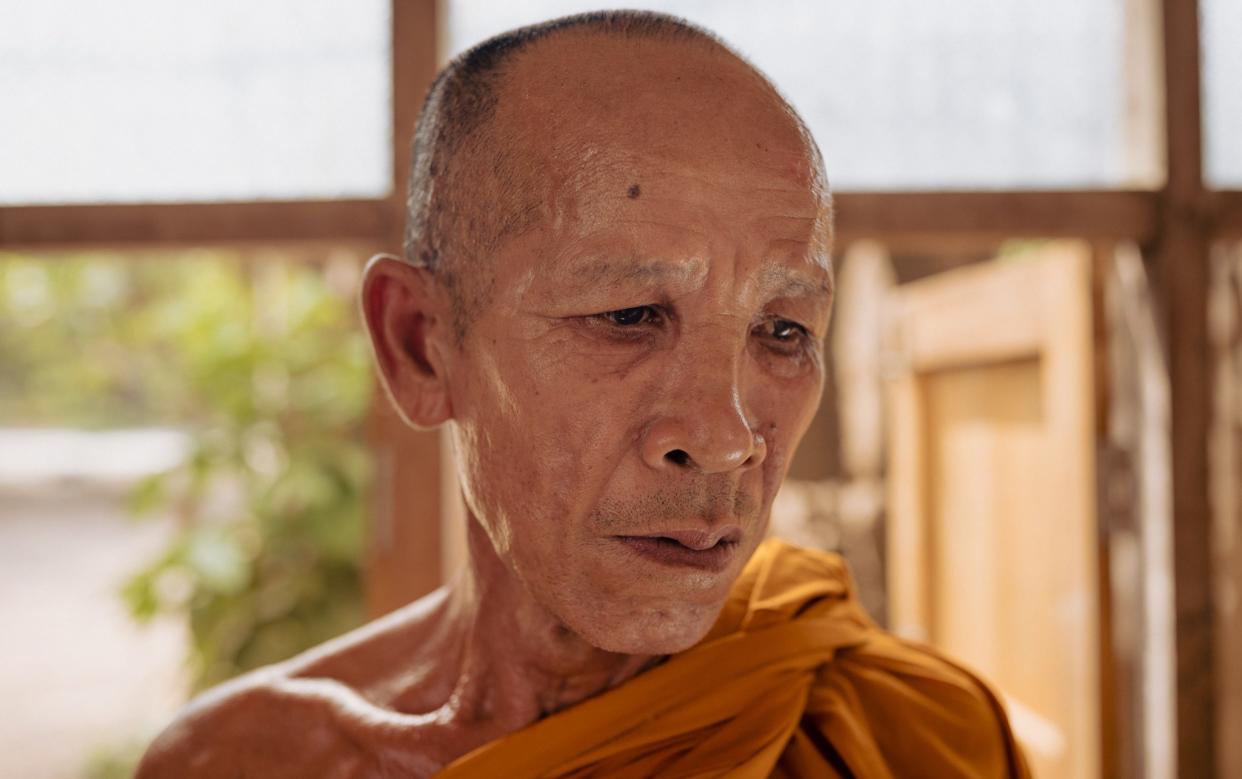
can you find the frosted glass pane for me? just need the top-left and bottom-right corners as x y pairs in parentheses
(448, 0), (1134, 190)
(0, 0), (391, 205)
(1204, 0), (1242, 188)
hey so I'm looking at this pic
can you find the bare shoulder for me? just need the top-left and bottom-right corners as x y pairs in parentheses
(135, 669), (372, 779)
(137, 590), (452, 779)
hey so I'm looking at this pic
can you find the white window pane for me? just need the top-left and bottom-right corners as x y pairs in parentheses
(1204, 0), (1242, 188)
(0, 0), (391, 205)
(447, 0), (1136, 191)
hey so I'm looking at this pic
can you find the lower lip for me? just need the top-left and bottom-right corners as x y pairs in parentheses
(616, 537), (738, 573)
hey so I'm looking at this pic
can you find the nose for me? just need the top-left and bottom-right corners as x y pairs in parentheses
(639, 354), (767, 474)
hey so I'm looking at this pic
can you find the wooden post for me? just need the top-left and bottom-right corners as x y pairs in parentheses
(365, 0), (444, 617)
(1155, 0), (1216, 775)
(1208, 245), (1242, 779)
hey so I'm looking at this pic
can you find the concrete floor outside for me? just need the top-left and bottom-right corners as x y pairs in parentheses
(0, 431), (189, 779)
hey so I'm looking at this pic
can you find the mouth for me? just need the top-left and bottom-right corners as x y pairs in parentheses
(614, 528), (742, 573)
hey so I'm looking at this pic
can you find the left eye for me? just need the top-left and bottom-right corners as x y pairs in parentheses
(765, 319), (808, 340)
(601, 306), (660, 326)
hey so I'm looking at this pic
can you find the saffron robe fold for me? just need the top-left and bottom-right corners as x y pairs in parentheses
(436, 539), (1030, 778)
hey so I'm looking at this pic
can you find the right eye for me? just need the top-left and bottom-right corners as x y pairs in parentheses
(598, 305), (662, 327)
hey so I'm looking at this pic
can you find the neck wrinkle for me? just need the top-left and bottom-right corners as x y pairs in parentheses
(439, 515), (661, 732)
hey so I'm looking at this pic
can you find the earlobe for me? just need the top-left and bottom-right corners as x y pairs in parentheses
(360, 254), (453, 429)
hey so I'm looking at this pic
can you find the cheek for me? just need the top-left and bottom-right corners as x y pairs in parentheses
(452, 342), (630, 547)
(450, 358), (557, 551)
(752, 365), (824, 474)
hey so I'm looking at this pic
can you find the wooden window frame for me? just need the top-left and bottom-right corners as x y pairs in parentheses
(0, 1), (1234, 774)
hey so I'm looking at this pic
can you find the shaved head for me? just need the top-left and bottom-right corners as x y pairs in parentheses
(403, 10), (829, 337)
(362, 7), (836, 662)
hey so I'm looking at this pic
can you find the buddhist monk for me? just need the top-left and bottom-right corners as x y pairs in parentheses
(137, 11), (1029, 778)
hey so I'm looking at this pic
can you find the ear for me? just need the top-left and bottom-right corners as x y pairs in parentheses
(360, 254), (453, 429)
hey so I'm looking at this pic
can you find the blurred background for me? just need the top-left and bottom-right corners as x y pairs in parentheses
(0, 1), (1237, 777)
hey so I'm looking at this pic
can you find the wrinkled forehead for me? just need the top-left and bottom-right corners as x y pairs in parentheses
(467, 31), (833, 304)
(535, 147), (834, 271)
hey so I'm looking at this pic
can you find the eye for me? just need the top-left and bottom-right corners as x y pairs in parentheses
(754, 317), (817, 361)
(762, 318), (809, 341)
(601, 305), (661, 327)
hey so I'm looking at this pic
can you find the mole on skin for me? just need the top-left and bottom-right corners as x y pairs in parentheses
(627, 183), (641, 199)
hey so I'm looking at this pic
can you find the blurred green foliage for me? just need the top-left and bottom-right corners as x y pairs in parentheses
(0, 249), (373, 689)
(82, 739), (148, 779)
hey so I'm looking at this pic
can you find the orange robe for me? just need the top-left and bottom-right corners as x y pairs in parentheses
(437, 539), (1030, 778)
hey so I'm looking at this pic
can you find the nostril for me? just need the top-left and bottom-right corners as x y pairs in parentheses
(665, 449), (691, 466)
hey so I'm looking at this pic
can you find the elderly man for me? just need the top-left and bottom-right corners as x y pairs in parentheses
(139, 11), (1028, 778)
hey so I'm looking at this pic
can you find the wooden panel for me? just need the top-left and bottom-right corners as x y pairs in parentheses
(887, 371), (929, 637)
(890, 256), (1050, 372)
(835, 191), (1160, 244)
(886, 243), (1100, 778)
(924, 360), (1049, 697)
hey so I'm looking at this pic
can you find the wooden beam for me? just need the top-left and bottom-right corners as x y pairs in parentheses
(365, 0), (445, 616)
(1156, 1), (1216, 776)
(364, 401), (445, 617)
(2, 190), (1164, 252)
(0, 199), (393, 250)
(1, 192), (1179, 256)
(1213, 191), (1242, 238)
(386, 0), (439, 231)
(834, 190), (1160, 244)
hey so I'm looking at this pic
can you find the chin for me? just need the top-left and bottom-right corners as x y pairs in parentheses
(572, 601), (722, 656)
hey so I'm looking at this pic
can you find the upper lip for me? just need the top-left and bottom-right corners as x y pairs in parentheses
(621, 526), (743, 551)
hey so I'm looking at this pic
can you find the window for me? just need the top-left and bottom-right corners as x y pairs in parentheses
(447, 0), (1146, 190)
(0, 0), (391, 204)
(1203, 0), (1242, 187)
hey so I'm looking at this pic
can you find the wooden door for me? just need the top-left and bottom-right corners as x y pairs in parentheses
(885, 243), (1101, 779)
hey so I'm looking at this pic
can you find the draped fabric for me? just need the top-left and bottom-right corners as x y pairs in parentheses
(436, 539), (1030, 778)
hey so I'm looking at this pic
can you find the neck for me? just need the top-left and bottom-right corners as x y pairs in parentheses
(436, 519), (661, 734)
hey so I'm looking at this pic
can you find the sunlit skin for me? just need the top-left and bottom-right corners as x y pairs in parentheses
(137, 31), (833, 778)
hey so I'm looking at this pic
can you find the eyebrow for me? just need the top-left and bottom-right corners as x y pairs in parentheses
(758, 263), (834, 300)
(553, 256), (832, 299)
(561, 257), (704, 290)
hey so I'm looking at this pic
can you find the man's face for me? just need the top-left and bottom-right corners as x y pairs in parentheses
(443, 38), (833, 654)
